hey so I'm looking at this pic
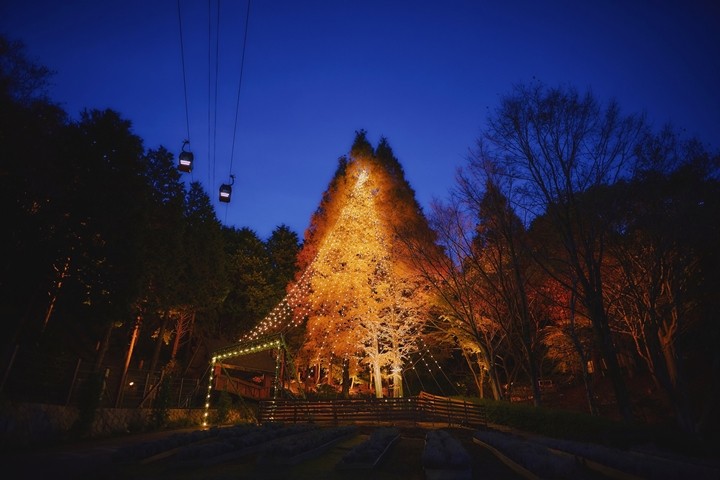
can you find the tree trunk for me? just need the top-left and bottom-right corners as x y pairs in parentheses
(392, 364), (403, 398)
(171, 310), (193, 363)
(477, 362), (486, 399)
(149, 311), (170, 373)
(580, 358), (599, 416)
(341, 359), (350, 398)
(389, 335), (404, 398)
(372, 360), (383, 398)
(482, 350), (503, 400)
(115, 316), (141, 407)
(94, 321), (115, 372)
(462, 352), (483, 398)
(170, 314), (183, 361)
(181, 318), (199, 377)
(41, 256), (71, 334)
(569, 331), (599, 416)
(566, 286), (599, 415)
(527, 347), (542, 407)
(659, 335), (696, 433)
(587, 295), (634, 421)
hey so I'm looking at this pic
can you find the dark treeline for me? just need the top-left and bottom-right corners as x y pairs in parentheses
(0, 37), (299, 381)
(404, 82), (720, 434)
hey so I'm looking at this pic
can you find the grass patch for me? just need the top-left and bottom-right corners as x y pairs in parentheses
(458, 396), (720, 458)
(486, 400), (623, 441)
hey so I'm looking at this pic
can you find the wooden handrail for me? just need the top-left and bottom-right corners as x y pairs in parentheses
(258, 392), (486, 427)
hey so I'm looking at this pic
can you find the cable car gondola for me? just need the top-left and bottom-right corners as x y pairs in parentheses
(219, 174), (235, 203)
(178, 140), (194, 173)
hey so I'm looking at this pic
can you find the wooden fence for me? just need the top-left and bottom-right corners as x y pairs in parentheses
(214, 375), (270, 400)
(258, 391), (486, 427)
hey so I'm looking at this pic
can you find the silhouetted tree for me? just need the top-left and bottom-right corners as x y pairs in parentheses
(150, 182), (227, 372)
(0, 35), (53, 103)
(136, 146), (187, 372)
(468, 172), (543, 405)
(266, 224), (301, 301)
(608, 128), (720, 432)
(220, 227), (275, 339)
(58, 108), (148, 368)
(1, 36), (69, 353)
(477, 82), (644, 421)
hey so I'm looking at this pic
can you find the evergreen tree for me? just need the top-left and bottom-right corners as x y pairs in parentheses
(136, 146), (187, 372)
(220, 227), (275, 339)
(158, 182), (228, 371)
(54, 108), (149, 367)
(287, 132), (436, 397)
(266, 224), (301, 300)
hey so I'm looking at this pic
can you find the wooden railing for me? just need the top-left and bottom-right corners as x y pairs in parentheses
(258, 391), (486, 427)
(417, 391), (487, 426)
(214, 375), (270, 400)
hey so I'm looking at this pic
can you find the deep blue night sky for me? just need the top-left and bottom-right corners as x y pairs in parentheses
(2, 1), (718, 239)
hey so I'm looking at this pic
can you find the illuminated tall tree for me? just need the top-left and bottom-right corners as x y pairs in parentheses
(289, 131), (435, 397)
(300, 160), (392, 396)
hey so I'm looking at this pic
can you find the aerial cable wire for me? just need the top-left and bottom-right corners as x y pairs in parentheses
(401, 369), (409, 395)
(228, 0), (251, 178)
(176, 0), (192, 162)
(207, 0), (211, 185)
(418, 349), (444, 395)
(436, 358), (461, 396)
(418, 338), (461, 396)
(207, 0), (212, 185)
(208, 0), (221, 188)
(420, 337), (460, 395)
(212, 0), (220, 188)
(223, 0), (251, 221)
(410, 356), (427, 392)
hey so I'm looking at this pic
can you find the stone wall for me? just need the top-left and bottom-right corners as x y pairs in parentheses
(0, 402), (209, 448)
